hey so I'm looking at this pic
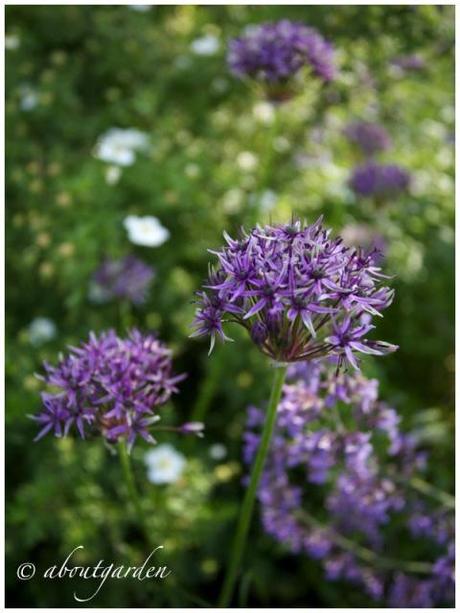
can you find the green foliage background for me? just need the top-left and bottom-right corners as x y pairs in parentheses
(6, 5), (454, 607)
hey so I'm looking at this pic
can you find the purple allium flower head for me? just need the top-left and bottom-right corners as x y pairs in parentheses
(32, 329), (186, 451)
(191, 218), (397, 369)
(228, 20), (336, 88)
(243, 361), (454, 607)
(90, 255), (155, 305)
(349, 162), (410, 199)
(344, 121), (392, 156)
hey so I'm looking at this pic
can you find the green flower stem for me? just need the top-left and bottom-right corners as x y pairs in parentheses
(408, 476), (455, 510)
(117, 440), (147, 529)
(388, 469), (455, 510)
(218, 364), (287, 607)
(117, 441), (211, 606)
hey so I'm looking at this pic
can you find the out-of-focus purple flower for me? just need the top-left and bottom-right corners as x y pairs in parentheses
(243, 361), (454, 607)
(388, 574), (435, 608)
(344, 121), (392, 156)
(227, 20), (336, 92)
(90, 255), (155, 305)
(341, 224), (387, 265)
(433, 542), (455, 585)
(408, 505), (453, 546)
(191, 218), (396, 369)
(391, 54), (426, 72)
(349, 162), (410, 199)
(32, 329), (187, 451)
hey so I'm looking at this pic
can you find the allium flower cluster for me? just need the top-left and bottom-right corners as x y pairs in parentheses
(349, 162), (410, 199)
(32, 330), (186, 451)
(244, 361), (454, 607)
(344, 121), (392, 156)
(90, 256), (155, 305)
(191, 219), (397, 369)
(228, 20), (336, 87)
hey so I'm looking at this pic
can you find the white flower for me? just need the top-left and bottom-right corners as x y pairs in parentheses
(191, 34), (220, 56)
(123, 215), (170, 247)
(209, 444), (227, 461)
(94, 128), (149, 167)
(5, 34), (20, 50)
(237, 151), (258, 172)
(253, 101), (275, 124)
(105, 165), (122, 186)
(28, 317), (57, 346)
(145, 444), (186, 484)
(19, 85), (39, 111)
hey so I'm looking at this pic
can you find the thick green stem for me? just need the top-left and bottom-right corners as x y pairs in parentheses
(218, 364), (287, 607)
(117, 440), (146, 528)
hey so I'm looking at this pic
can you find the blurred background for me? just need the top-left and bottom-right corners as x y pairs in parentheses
(6, 5), (454, 608)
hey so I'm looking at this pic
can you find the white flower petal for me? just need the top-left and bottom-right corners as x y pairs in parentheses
(123, 215), (170, 247)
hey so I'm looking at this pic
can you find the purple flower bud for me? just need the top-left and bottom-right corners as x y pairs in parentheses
(250, 320), (268, 346)
(179, 422), (205, 437)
